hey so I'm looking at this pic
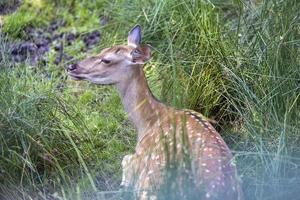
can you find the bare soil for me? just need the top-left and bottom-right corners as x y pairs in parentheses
(9, 20), (102, 66)
(0, 0), (22, 15)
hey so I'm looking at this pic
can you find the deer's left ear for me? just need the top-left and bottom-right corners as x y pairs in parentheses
(131, 44), (152, 65)
(128, 25), (141, 47)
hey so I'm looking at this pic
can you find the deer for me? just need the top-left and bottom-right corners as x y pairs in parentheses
(67, 25), (243, 200)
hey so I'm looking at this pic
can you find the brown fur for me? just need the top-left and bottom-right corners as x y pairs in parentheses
(67, 25), (243, 200)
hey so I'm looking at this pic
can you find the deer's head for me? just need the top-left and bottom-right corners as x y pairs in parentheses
(67, 25), (151, 84)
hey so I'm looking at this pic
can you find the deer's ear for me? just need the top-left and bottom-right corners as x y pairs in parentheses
(131, 44), (152, 65)
(128, 25), (141, 47)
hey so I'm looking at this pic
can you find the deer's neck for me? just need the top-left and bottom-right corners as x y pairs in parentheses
(116, 67), (166, 141)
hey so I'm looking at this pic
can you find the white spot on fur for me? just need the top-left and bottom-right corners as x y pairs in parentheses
(150, 195), (157, 200)
(151, 154), (156, 160)
(141, 191), (148, 199)
(136, 149), (142, 156)
(206, 193), (211, 198)
(143, 155), (149, 163)
(148, 170), (154, 175)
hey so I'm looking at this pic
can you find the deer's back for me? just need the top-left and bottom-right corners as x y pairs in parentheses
(122, 109), (242, 199)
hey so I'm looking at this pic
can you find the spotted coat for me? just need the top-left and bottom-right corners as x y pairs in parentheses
(121, 109), (243, 200)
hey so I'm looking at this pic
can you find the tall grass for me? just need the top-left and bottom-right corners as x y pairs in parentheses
(0, 0), (299, 199)
(224, 1), (300, 199)
(0, 33), (135, 198)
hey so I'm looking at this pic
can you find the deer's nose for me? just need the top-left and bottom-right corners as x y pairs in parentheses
(68, 63), (78, 72)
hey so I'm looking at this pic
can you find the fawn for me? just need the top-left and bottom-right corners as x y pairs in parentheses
(67, 25), (243, 200)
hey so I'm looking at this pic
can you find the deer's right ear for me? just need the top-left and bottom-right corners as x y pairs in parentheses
(128, 25), (141, 47)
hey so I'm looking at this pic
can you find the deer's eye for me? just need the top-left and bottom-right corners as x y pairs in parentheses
(132, 49), (141, 55)
(101, 59), (111, 64)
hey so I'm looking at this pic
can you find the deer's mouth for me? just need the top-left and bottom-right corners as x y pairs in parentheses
(67, 71), (86, 80)
(70, 76), (85, 80)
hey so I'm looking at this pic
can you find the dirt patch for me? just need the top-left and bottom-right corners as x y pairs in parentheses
(9, 19), (102, 66)
(0, 0), (22, 15)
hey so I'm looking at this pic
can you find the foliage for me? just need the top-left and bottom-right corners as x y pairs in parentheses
(0, 34), (135, 198)
(0, 0), (299, 199)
